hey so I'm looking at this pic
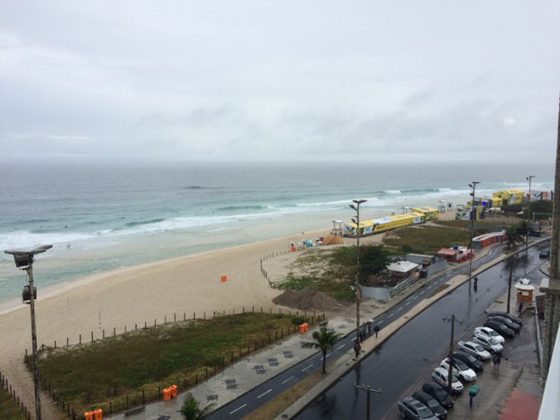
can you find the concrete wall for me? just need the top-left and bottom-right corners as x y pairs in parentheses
(360, 285), (391, 302)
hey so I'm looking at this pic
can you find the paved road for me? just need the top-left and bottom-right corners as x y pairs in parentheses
(295, 246), (545, 420)
(208, 245), (506, 419)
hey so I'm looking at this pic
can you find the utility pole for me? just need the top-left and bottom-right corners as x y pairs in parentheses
(507, 255), (515, 314)
(468, 182), (480, 287)
(350, 199), (367, 346)
(443, 314), (462, 395)
(448, 314), (455, 395)
(353, 383), (382, 420)
(525, 175), (535, 258)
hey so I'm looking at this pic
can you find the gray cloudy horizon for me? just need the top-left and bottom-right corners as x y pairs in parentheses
(0, 1), (559, 163)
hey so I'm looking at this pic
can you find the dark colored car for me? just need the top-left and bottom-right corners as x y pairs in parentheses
(488, 315), (521, 332)
(539, 248), (550, 258)
(398, 397), (438, 419)
(422, 382), (454, 409)
(413, 391), (448, 419)
(452, 351), (484, 373)
(484, 320), (515, 338)
(487, 311), (522, 325)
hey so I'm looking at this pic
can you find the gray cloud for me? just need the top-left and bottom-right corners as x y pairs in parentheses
(0, 1), (559, 162)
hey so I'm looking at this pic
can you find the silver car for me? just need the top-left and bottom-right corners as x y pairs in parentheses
(472, 334), (503, 353)
(474, 326), (505, 344)
(458, 340), (491, 360)
(398, 396), (439, 419)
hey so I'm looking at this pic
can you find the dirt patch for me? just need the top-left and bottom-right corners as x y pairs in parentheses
(273, 289), (345, 311)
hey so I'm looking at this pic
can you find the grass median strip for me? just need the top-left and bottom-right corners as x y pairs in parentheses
(34, 312), (304, 415)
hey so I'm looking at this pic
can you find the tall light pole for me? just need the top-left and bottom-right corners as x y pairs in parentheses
(444, 314), (463, 395)
(5, 244), (52, 420)
(349, 199), (367, 346)
(467, 182), (480, 286)
(353, 383), (382, 420)
(525, 175), (535, 257)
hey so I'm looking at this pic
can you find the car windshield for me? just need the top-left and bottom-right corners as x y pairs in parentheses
(472, 343), (484, 352)
(489, 337), (499, 345)
(426, 399), (439, 409)
(454, 359), (469, 370)
(418, 406), (434, 418)
(488, 329), (499, 337)
(435, 388), (447, 398)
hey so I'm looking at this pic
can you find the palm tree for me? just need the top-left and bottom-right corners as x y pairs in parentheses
(301, 324), (342, 373)
(506, 224), (523, 250)
(179, 393), (214, 420)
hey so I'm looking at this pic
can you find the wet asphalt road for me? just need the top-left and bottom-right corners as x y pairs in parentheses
(296, 246), (546, 420)
(208, 244), (517, 419)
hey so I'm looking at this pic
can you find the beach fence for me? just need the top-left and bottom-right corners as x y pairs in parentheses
(260, 248), (295, 287)
(0, 370), (32, 419)
(30, 307), (325, 418)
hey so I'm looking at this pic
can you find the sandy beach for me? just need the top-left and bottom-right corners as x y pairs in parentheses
(0, 227), (333, 419)
(0, 209), (460, 418)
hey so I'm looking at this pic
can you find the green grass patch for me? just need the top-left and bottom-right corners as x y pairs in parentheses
(384, 225), (471, 254)
(0, 386), (28, 420)
(279, 274), (355, 302)
(35, 313), (300, 415)
(433, 219), (515, 234)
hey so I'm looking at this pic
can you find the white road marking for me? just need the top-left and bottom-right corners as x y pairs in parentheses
(377, 321), (384, 326)
(337, 344), (346, 350)
(257, 389), (272, 399)
(404, 300), (412, 306)
(302, 364), (313, 372)
(229, 403), (247, 415)
(281, 375), (294, 384)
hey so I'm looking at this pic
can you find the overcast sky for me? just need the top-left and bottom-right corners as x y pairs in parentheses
(0, 1), (559, 162)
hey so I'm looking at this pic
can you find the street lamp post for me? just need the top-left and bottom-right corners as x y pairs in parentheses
(467, 182), (480, 286)
(525, 175), (535, 257)
(5, 244), (52, 420)
(349, 199), (367, 346)
(353, 383), (382, 420)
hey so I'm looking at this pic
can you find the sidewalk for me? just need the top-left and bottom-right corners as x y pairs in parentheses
(448, 290), (542, 419)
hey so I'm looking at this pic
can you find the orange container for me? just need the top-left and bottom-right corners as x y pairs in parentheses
(303, 323), (309, 332)
(84, 412), (94, 420)
(298, 324), (306, 334)
(162, 387), (171, 401)
(170, 384), (178, 398)
(93, 408), (103, 420)
(220, 275), (228, 283)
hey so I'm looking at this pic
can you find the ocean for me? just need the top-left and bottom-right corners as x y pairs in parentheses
(0, 160), (554, 304)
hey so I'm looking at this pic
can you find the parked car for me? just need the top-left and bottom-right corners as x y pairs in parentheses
(440, 357), (476, 382)
(472, 334), (503, 353)
(412, 391), (448, 419)
(487, 315), (521, 332)
(474, 326), (505, 344)
(432, 367), (464, 394)
(452, 351), (484, 373)
(398, 397), (439, 419)
(484, 320), (515, 338)
(422, 382), (454, 409)
(457, 340), (491, 361)
(487, 312), (522, 325)
(539, 248), (550, 258)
